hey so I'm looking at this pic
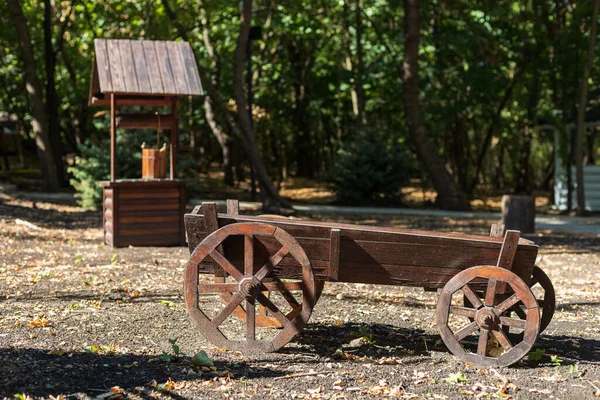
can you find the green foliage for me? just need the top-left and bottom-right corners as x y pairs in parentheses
(67, 130), (157, 209)
(1, 0), (599, 202)
(528, 348), (546, 361)
(190, 350), (215, 367)
(160, 338), (183, 362)
(328, 129), (414, 205)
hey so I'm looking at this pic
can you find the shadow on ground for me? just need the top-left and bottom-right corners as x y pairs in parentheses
(293, 322), (600, 367)
(0, 347), (284, 398)
(0, 201), (101, 230)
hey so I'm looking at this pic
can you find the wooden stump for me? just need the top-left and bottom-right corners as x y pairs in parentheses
(501, 195), (535, 233)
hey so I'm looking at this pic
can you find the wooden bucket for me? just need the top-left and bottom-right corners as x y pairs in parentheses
(142, 147), (167, 179)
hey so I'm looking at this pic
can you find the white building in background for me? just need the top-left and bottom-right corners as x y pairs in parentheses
(554, 123), (600, 212)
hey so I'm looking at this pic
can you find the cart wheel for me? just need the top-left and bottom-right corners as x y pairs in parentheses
(437, 265), (540, 367)
(463, 266), (555, 336)
(217, 279), (325, 329)
(184, 222), (317, 353)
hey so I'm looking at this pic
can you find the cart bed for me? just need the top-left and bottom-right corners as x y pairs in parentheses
(185, 211), (538, 290)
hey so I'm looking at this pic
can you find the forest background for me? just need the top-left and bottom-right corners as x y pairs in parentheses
(1, 0), (598, 212)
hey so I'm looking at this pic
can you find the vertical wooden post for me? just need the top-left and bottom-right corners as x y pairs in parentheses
(110, 93), (117, 182)
(170, 97), (179, 180)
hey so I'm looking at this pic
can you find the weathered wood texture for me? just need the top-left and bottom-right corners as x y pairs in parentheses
(101, 180), (185, 247)
(502, 195), (535, 233)
(90, 39), (203, 106)
(184, 213), (538, 289)
(117, 114), (175, 130)
(141, 147), (167, 180)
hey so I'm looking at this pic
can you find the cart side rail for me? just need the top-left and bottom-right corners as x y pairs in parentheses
(184, 211), (538, 289)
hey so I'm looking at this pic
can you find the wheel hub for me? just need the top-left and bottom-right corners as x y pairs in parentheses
(238, 276), (262, 300)
(475, 307), (500, 330)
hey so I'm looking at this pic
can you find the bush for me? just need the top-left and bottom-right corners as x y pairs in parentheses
(68, 130), (158, 208)
(328, 130), (414, 205)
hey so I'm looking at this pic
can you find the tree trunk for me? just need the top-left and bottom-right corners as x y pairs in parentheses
(575, 0), (600, 215)
(353, 0), (367, 125)
(402, 0), (469, 210)
(502, 195), (535, 233)
(7, 0), (60, 192)
(234, 0), (289, 211)
(162, 0), (235, 187)
(43, 0), (66, 185)
(205, 96), (234, 186)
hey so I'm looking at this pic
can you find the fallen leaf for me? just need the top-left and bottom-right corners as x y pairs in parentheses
(190, 350), (214, 367)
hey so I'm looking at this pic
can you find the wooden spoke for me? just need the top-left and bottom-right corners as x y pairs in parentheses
(209, 250), (243, 281)
(254, 246), (289, 281)
(246, 300), (255, 340)
(478, 329), (489, 356)
(496, 293), (521, 314)
(212, 292), (244, 327)
(484, 278), (498, 306)
(500, 316), (527, 330)
(492, 328), (513, 350)
(285, 303), (303, 321)
(244, 234), (254, 275)
(450, 306), (477, 318)
(256, 293), (292, 330)
(461, 285), (483, 309)
(513, 306), (527, 320)
(454, 321), (479, 341)
(200, 283), (237, 293)
(270, 276), (301, 307)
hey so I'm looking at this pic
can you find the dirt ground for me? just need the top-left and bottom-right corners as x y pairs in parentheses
(1, 198), (599, 400)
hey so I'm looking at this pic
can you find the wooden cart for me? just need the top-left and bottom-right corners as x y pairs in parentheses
(183, 200), (555, 367)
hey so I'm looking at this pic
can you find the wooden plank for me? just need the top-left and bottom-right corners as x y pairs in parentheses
(130, 40), (152, 93)
(94, 39), (113, 93)
(118, 40), (139, 93)
(153, 41), (176, 94)
(167, 42), (190, 94)
(116, 113), (175, 130)
(118, 221), (180, 230)
(105, 232), (113, 247)
(118, 197), (180, 206)
(329, 229), (340, 281)
(106, 40), (126, 92)
(110, 94), (117, 181)
(142, 41), (164, 94)
(119, 209), (180, 218)
(170, 97), (178, 179)
(120, 226), (181, 236)
(92, 96), (172, 107)
(119, 202), (180, 212)
(112, 186), (120, 247)
(117, 233), (181, 247)
(104, 196), (113, 210)
(187, 213), (538, 249)
(119, 215), (180, 224)
(178, 42), (203, 95)
(179, 184), (186, 245)
(118, 188), (180, 199)
(495, 230), (520, 294)
(496, 230), (520, 270)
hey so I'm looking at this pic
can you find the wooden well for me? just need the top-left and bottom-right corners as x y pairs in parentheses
(90, 39), (203, 247)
